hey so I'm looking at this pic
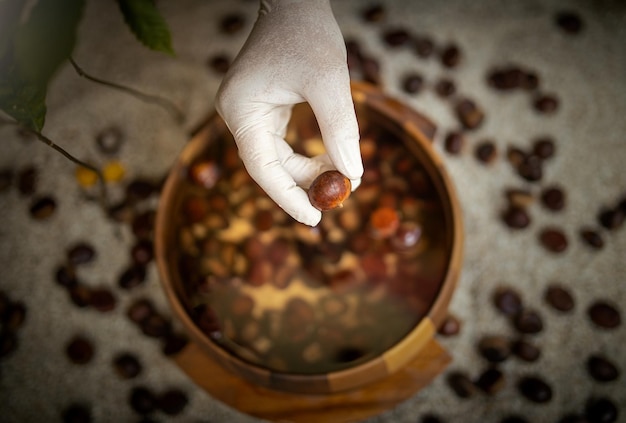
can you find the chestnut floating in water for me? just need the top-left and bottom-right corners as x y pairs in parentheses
(308, 170), (351, 211)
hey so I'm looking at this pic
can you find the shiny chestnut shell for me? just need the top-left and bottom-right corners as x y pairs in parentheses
(307, 170), (351, 211)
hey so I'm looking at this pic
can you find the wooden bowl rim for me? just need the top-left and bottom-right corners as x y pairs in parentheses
(155, 81), (464, 393)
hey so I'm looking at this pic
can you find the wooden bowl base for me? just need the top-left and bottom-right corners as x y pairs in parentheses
(173, 338), (451, 422)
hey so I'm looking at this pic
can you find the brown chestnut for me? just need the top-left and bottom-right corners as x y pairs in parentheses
(307, 170), (351, 211)
(189, 159), (220, 189)
(369, 206), (400, 239)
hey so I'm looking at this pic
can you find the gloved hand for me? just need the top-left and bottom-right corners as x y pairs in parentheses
(215, 0), (363, 227)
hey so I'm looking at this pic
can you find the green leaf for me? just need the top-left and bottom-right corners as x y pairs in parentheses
(117, 0), (174, 55)
(0, 64), (47, 131)
(13, 0), (86, 85)
(0, 0), (84, 131)
(0, 0), (26, 60)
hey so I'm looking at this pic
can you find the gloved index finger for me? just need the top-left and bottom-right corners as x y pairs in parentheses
(235, 126), (322, 227)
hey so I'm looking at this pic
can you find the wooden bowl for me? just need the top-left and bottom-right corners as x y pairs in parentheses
(155, 81), (463, 394)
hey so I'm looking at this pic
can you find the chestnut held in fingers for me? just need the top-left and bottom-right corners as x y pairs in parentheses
(308, 170), (351, 211)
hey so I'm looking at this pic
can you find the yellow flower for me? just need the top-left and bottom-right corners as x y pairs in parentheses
(103, 161), (126, 183)
(75, 166), (98, 188)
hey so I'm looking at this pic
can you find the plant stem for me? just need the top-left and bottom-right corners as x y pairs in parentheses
(69, 57), (184, 123)
(0, 117), (109, 210)
(36, 133), (109, 211)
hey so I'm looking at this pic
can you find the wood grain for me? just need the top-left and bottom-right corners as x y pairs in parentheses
(173, 338), (451, 423)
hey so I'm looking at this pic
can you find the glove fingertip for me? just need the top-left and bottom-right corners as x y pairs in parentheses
(349, 177), (362, 192)
(289, 205), (321, 227)
(343, 159), (364, 181)
(302, 211), (322, 227)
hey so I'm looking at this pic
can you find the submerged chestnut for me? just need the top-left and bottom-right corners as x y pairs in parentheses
(155, 81), (463, 396)
(308, 170), (351, 211)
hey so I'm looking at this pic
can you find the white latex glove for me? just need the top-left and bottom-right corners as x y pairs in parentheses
(215, 0), (363, 227)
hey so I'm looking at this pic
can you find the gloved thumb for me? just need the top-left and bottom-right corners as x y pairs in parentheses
(305, 68), (363, 183)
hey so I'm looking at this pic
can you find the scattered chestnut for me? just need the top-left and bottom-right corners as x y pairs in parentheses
(307, 170), (351, 211)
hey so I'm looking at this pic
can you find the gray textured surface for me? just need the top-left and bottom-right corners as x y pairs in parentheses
(1, 0), (625, 422)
